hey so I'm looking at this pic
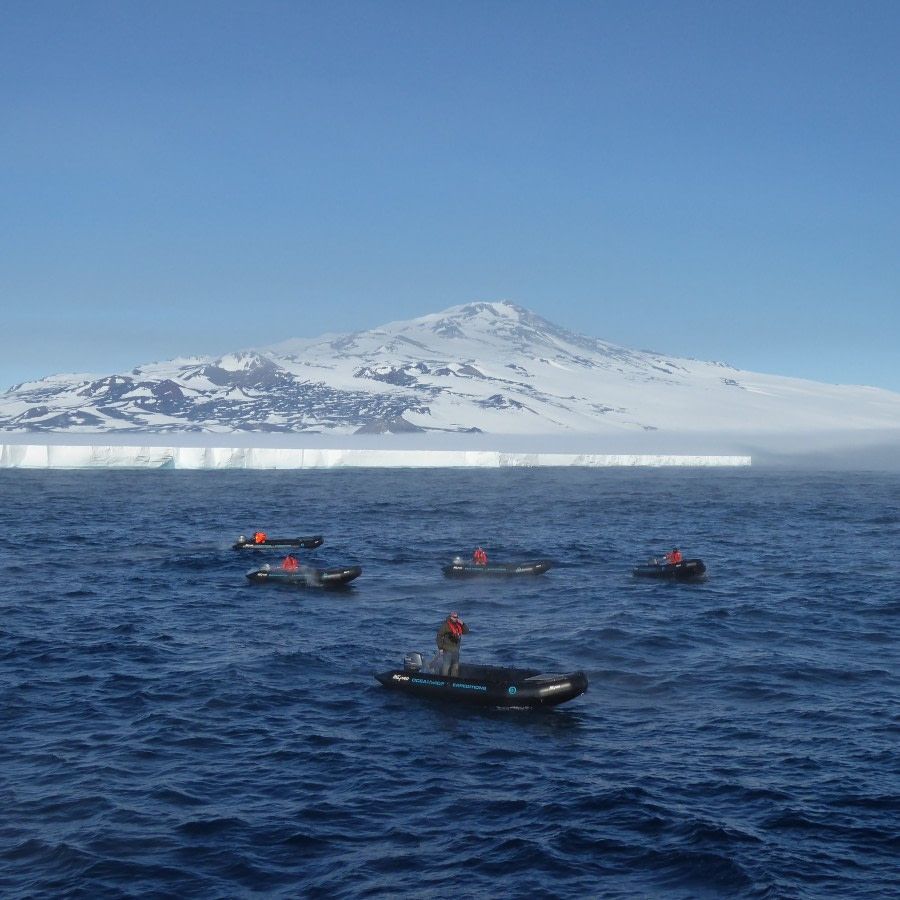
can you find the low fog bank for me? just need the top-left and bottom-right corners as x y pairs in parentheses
(1, 428), (898, 471)
(738, 432), (900, 471)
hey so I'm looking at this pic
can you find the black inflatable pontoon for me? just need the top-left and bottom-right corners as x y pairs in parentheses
(632, 558), (707, 579)
(233, 534), (324, 550)
(375, 652), (587, 708)
(246, 564), (362, 587)
(442, 558), (553, 578)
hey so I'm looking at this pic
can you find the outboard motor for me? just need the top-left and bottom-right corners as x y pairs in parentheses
(453, 556), (463, 564)
(403, 651), (424, 672)
(239, 535), (246, 543)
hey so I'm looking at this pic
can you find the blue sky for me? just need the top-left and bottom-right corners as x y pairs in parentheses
(3, 0), (900, 392)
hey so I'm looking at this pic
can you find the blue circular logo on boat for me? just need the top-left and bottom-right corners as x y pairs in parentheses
(508, 686), (517, 695)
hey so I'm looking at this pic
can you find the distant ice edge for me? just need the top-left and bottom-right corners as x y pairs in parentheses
(0, 444), (751, 469)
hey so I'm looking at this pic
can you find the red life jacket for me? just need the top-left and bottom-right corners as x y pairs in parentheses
(447, 618), (464, 637)
(254, 531), (267, 543)
(282, 556), (298, 570)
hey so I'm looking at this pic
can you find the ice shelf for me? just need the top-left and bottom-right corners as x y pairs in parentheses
(0, 443), (751, 469)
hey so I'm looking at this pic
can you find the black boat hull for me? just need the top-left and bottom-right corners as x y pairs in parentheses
(233, 535), (324, 550)
(375, 663), (587, 708)
(632, 558), (707, 579)
(246, 565), (362, 587)
(442, 559), (553, 578)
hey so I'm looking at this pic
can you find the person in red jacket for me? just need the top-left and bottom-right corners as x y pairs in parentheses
(662, 547), (683, 565)
(473, 547), (487, 565)
(282, 553), (298, 570)
(254, 531), (267, 544)
(436, 612), (470, 676)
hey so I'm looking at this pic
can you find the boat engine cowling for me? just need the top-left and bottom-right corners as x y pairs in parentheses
(403, 651), (424, 672)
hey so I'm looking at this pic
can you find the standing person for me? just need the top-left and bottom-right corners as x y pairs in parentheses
(662, 547), (683, 565)
(473, 547), (487, 565)
(436, 612), (469, 676)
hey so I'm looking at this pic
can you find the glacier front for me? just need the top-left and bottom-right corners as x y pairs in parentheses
(0, 443), (751, 469)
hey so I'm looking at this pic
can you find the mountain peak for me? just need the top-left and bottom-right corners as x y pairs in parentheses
(366, 300), (612, 361)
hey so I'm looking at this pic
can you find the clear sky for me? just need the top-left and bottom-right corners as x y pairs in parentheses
(3, 0), (900, 392)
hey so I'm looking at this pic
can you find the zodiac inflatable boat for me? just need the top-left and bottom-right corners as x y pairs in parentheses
(375, 652), (587, 708)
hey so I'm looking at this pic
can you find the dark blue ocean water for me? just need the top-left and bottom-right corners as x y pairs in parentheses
(1, 467), (898, 899)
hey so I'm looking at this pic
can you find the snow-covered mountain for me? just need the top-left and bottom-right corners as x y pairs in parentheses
(2, 301), (899, 441)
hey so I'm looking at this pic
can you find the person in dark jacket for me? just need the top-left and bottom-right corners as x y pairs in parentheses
(436, 612), (469, 676)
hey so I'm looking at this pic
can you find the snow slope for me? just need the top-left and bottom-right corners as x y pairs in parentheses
(2, 301), (899, 444)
